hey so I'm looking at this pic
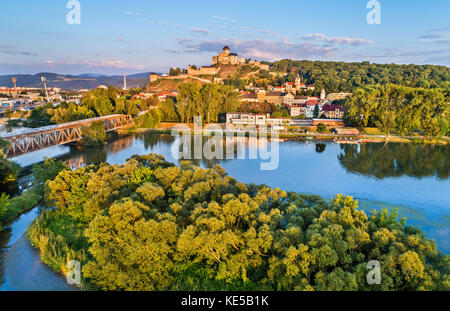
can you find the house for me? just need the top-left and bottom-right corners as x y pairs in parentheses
(226, 113), (266, 125)
(305, 99), (321, 118)
(321, 105), (345, 119)
(306, 85), (316, 91)
(326, 93), (352, 101)
(239, 93), (259, 103)
(226, 113), (283, 128)
(287, 103), (307, 117)
(282, 93), (295, 105)
(293, 95), (308, 104)
(265, 92), (284, 105)
(158, 90), (178, 101)
(268, 86), (286, 93)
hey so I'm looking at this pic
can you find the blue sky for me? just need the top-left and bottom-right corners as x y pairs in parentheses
(0, 0), (449, 75)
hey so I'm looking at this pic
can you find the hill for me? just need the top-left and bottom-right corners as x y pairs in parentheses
(0, 72), (156, 90)
(270, 60), (450, 92)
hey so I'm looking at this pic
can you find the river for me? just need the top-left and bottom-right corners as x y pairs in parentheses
(1, 129), (449, 290)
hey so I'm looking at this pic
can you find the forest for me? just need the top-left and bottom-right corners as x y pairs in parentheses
(26, 153), (449, 291)
(269, 60), (450, 93)
(343, 84), (449, 137)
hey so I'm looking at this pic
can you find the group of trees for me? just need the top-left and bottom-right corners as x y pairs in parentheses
(135, 98), (180, 128)
(270, 60), (450, 92)
(0, 138), (19, 195)
(27, 153), (449, 291)
(25, 86), (148, 128)
(176, 82), (240, 123)
(169, 68), (187, 76)
(344, 84), (449, 136)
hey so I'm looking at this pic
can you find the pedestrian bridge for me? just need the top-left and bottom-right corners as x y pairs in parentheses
(2, 114), (134, 157)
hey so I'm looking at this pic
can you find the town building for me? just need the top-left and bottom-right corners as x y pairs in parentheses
(226, 113), (284, 128)
(287, 103), (307, 117)
(321, 104), (345, 119)
(326, 92), (352, 101)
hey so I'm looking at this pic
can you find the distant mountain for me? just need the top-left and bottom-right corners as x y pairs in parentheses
(0, 72), (158, 90)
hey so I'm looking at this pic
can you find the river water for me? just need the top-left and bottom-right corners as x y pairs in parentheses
(1, 130), (449, 290)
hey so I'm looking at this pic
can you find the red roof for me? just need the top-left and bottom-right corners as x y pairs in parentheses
(305, 99), (319, 106)
(322, 105), (345, 112)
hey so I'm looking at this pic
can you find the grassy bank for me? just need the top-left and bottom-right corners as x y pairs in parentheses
(128, 125), (449, 145)
(2, 187), (42, 225)
(1, 158), (68, 230)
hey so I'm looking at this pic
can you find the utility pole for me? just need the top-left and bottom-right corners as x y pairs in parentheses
(41, 76), (50, 102)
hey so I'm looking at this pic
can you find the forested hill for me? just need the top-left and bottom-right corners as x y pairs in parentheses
(270, 60), (450, 92)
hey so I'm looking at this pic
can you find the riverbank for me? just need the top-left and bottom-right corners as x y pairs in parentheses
(127, 123), (450, 145)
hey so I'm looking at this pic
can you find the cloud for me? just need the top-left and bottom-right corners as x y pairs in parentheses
(174, 38), (338, 61)
(0, 45), (38, 56)
(418, 26), (450, 45)
(190, 28), (211, 36)
(301, 33), (374, 46)
(363, 48), (450, 59)
(124, 11), (141, 16)
(212, 16), (238, 23)
(173, 32), (373, 61)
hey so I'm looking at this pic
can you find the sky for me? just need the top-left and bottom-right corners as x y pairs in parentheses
(0, 0), (449, 75)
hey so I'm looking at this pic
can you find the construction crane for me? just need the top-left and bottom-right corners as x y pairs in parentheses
(41, 76), (50, 102)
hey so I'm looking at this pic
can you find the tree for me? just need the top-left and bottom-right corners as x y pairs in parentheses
(81, 121), (106, 145)
(313, 104), (320, 118)
(316, 123), (327, 133)
(0, 193), (10, 226)
(3, 109), (13, 120)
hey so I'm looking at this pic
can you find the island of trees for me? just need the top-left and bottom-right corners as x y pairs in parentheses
(24, 153), (449, 291)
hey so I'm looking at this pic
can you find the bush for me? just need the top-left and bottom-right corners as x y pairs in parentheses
(316, 123), (328, 133)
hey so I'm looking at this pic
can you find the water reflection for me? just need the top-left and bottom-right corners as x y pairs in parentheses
(315, 143), (326, 153)
(338, 143), (450, 179)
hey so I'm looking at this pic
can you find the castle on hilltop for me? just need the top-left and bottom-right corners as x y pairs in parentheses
(213, 46), (246, 65)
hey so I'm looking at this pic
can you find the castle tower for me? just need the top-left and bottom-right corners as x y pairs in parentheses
(223, 46), (230, 57)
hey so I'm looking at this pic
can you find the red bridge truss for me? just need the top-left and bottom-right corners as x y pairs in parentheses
(2, 114), (134, 157)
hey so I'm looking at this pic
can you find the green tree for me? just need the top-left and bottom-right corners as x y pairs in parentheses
(81, 121), (106, 145)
